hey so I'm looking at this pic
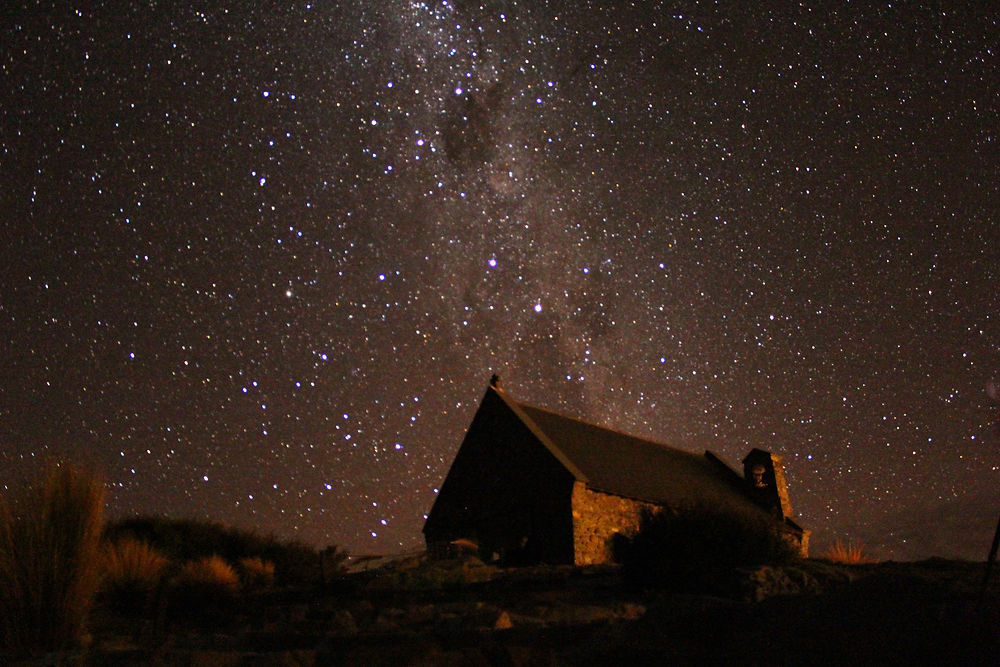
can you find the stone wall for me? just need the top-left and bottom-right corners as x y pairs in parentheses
(789, 526), (810, 558)
(571, 482), (658, 565)
(770, 454), (794, 520)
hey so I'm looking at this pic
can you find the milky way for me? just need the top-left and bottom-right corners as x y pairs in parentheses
(2, 2), (998, 560)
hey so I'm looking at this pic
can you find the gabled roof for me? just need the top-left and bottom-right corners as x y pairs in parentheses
(491, 385), (759, 513)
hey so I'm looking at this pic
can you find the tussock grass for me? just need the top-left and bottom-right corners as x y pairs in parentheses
(175, 554), (240, 592)
(100, 537), (170, 614)
(166, 555), (241, 626)
(105, 516), (334, 585)
(102, 537), (170, 589)
(0, 464), (105, 656)
(824, 539), (872, 564)
(238, 556), (276, 589)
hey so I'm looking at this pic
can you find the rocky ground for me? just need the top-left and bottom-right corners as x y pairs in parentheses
(43, 557), (1000, 665)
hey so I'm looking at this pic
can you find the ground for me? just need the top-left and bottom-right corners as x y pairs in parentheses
(41, 558), (1000, 665)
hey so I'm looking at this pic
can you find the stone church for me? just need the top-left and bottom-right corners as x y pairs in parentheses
(423, 377), (809, 565)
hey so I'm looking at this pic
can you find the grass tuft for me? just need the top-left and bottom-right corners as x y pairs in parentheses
(824, 539), (872, 564)
(167, 555), (241, 626)
(0, 464), (106, 656)
(105, 516), (331, 585)
(175, 554), (240, 592)
(100, 537), (170, 614)
(238, 556), (276, 589)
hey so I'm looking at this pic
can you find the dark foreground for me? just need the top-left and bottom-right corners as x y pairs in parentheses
(37, 557), (1000, 665)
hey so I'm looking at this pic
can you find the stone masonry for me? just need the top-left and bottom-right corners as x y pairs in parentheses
(571, 482), (658, 565)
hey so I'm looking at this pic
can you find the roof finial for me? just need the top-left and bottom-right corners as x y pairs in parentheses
(489, 373), (501, 389)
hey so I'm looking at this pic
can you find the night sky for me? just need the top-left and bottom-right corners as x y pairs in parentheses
(3, 2), (998, 561)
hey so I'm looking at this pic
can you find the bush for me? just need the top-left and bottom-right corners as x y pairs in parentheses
(100, 537), (170, 615)
(619, 502), (800, 593)
(0, 464), (106, 656)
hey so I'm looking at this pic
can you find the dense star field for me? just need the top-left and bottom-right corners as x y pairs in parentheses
(2, 2), (998, 560)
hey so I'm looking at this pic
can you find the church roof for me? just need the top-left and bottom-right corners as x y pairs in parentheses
(492, 385), (761, 513)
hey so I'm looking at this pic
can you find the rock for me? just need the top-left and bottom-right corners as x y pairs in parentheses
(739, 565), (821, 602)
(189, 650), (242, 666)
(327, 609), (357, 636)
(372, 607), (406, 632)
(620, 602), (646, 620)
(241, 650), (318, 666)
(404, 603), (437, 626)
(494, 611), (514, 630)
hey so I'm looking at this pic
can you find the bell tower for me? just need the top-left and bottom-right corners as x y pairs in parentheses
(742, 449), (793, 520)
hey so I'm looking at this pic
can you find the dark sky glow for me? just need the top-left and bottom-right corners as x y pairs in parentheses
(2, 2), (998, 560)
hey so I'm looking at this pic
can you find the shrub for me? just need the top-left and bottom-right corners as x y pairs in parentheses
(0, 464), (105, 656)
(619, 502), (800, 592)
(100, 537), (170, 614)
(824, 539), (872, 564)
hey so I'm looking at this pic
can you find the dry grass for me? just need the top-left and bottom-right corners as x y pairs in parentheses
(175, 554), (240, 592)
(824, 539), (873, 564)
(167, 555), (241, 625)
(100, 537), (170, 613)
(0, 464), (106, 656)
(102, 537), (170, 588)
(105, 516), (331, 586)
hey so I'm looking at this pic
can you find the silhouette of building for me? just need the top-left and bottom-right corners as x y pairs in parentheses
(424, 378), (809, 564)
